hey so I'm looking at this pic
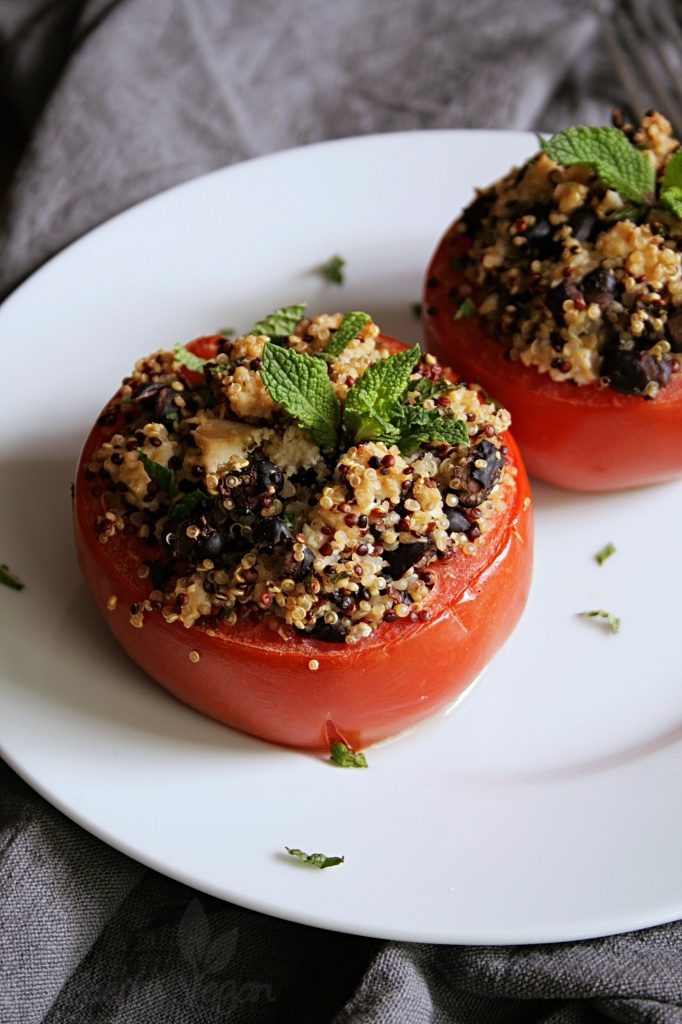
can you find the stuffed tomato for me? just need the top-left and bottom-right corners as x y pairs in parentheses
(74, 306), (532, 749)
(424, 111), (682, 492)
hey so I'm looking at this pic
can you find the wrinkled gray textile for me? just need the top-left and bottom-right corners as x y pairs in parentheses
(1, 2), (681, 1022)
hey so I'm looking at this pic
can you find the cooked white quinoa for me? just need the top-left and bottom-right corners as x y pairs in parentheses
(86, 312), (515, 645)
(441, 111), (682, 397)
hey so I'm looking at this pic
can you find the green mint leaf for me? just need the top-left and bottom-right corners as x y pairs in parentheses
(285, 847), (344, 869)
(410, 377), (458, 400)
(411, 302), (422, 319)
(454, 298), (476, 320)
(660, 152), (682, 219)
(579, 609), (620, 634)
(344, 345), (421, 444)
(324, 311), (371, 359)
(168, 489), (207, 526)
(659, 190), (682, 219)
(0, 563), (24, 591)
(662, 150), (682, 191)
(173, 345), (208, 373)
(395, 406), (470, 455)
(329, 742), (368, 768)
(260, 344), (340, 454)
(282, 509), (297, 528)
(319, 254), (346, 285)
(252, 303), (306, 338)
(217, 326), (236, 337)
(137, 449), (178, 499)
(541, 127), (656, 205)
(595, 542), (616, 566)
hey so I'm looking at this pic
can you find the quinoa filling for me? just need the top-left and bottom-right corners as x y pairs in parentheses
(86, 311), (515, 646)
(443, 111), (682, 398)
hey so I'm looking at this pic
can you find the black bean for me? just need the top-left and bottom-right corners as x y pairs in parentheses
(201, 530), (225, 558)
(568, 206), (599, 242)
(471, 440), (501, 489)
(253, 459), (283, 494)
(308, 620), (348, 644)
(546, 280), (583, 325)
(521, 207), (556, 256)
(601, 345), (672, 396)
(382, 541), (429, 580)
(445, 508), (470, 533)
(450, 439), (504, 508)
(134, 382), (165, 402)
(581, 268), (617, 306)
(252, 516), (293, 551)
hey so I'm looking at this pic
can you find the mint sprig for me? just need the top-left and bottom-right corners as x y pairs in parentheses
(137, 449), (178, 499)
(285, 847), (344, 869)
(252, 303), (306, 338)
(323, 311), (371, 359)
(660, 151), (682, 219)
(344, 345), (421, 443)
(0, 563), (24, 591)
(260, 344), (340, 454)
(173, 345), (208, 373)
(330, 742), (368, 768)
(259, 325), (470, 457)
(541, 127), (655, 206)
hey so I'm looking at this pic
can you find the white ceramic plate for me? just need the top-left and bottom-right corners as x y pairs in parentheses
(2, 131), (681, 945)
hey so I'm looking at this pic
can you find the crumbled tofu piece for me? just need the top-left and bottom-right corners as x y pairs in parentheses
(264, 424), (321, 477)
(193, 416), (273, 475)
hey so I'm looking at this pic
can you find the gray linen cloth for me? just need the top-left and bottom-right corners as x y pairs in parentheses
(1, 2), (681, 1022)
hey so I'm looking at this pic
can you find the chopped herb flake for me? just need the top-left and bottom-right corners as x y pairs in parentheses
(454, 298), (476, 320)
(168, 489), (207, 525)
(173, 345), (207, 373)
(330, 742), (368, 768)
(411, 302), (422, 319)
(285, 847), (344, 869)
(541, 127), (656, 206)
(579, 609), (620, 634)
(137, 450), (177, 499)
(0, 563), (24, 591)
(319, 254), (346, 285)
(595, 542), (616, 566)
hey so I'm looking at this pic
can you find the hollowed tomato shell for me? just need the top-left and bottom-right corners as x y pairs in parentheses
(425, 230), (682, 492)
(74, 336), (533, 750)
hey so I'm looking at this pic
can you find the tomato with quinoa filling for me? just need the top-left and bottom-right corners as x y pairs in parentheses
(74, 306), (532, 750)
(424, 110), (682, 492)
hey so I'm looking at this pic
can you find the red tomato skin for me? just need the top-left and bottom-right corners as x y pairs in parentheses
(74, 337), (533, 750)
(424, 230), (682, 492)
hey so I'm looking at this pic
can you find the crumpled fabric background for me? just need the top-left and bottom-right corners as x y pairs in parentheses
(1, 1), (680, 1022)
